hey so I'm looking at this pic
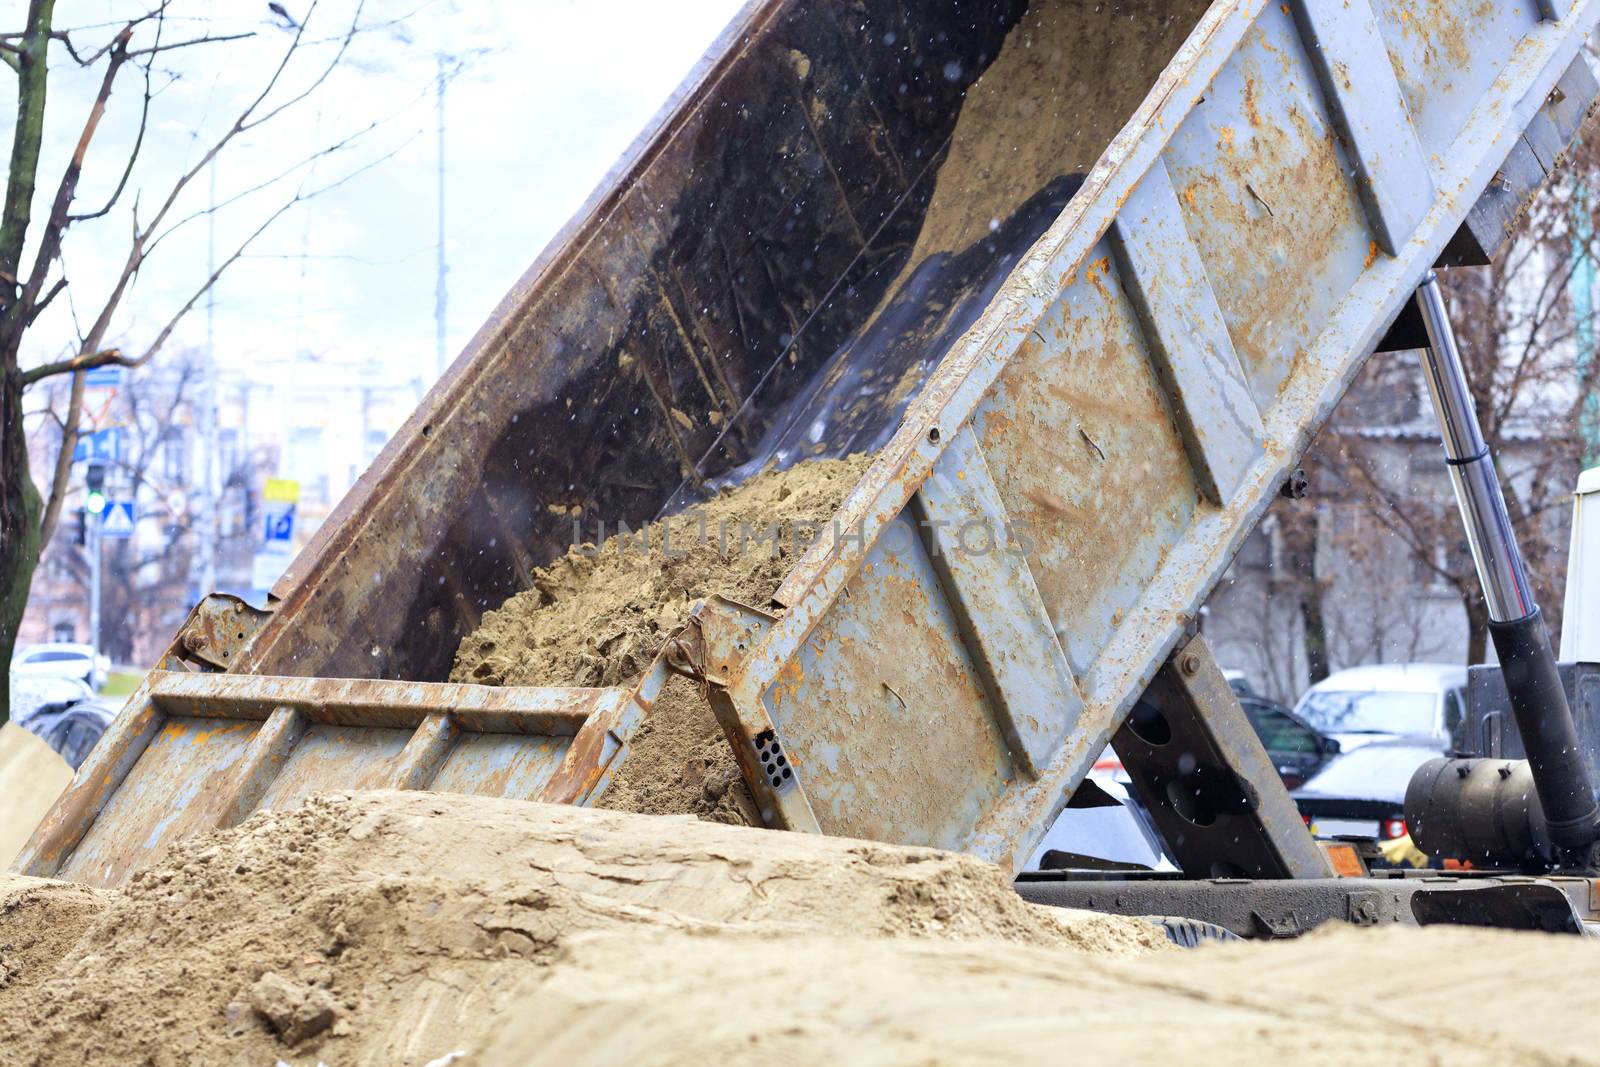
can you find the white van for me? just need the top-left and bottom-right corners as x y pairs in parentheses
(1292, 663), (1469, 753)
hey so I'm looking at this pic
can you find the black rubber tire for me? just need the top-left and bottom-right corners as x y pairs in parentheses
(1146, 915), (1240, 948)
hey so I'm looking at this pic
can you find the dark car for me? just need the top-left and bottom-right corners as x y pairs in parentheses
(1237, 695), (1340, 790)
(1291, 736), (1442, 846)
(9, 673), (116, 770)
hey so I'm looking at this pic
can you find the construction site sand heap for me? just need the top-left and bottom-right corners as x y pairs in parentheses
(451, 454), (873, 824)
(0, 792), (1168, 1065)
(6, 793), (1600, 1065)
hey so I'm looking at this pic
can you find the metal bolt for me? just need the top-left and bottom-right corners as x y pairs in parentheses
(183, 629), (207, 652)
(1180, 653), (1200, 676)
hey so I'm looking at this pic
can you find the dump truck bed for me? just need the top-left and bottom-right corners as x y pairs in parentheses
(18, 0), (1600, 886)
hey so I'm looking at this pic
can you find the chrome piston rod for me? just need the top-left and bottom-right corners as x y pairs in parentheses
(1414, 273), (1534, 623)
(1410, 273), (1598, 858)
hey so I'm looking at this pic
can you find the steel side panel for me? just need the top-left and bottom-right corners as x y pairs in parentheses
(1108, 156), (1263, 505)
(254, 725), (417, 811)
(1289, 0), (1434, 254)
(430, 733), (573, 800)
(57, 717), (260, 888)
(973, 240), (1200, 679)
(1371, 0), (1537, 164)
(914, 426), (1083, 776)
(1163, 2), (1374, 409)
(728, 0), (1598, 874)
(762, 513), (1015, 850)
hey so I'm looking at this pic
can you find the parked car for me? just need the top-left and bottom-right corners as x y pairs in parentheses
(11, 642), (109, 691)
(1292, 663), (1469, 753)
(1237, 695), (1340, 790)
(9, 673), (117, 770)
(1291, 735), (1442, 850)
(1221, 669), (1260, 698)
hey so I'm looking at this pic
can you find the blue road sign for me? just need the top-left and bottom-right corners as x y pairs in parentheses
(262, 504), (295, 545)
(84, 366), (124, 388)
(101, 500), (136, 539)
(72, 427), (121, 464)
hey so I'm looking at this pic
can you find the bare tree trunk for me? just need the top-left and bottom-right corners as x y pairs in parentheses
(1280, 506), (1330, 685)
(0, 367), (42, 725)
(1465, 593), (1489, 667)
(0, 0), (56, 725)
(1299, 577), (1330, 683)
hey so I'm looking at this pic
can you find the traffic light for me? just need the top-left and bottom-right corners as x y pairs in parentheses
(75, 508), (87, 547)
(85, 460), (106, 515)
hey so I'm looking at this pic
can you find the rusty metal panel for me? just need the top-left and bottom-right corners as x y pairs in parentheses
(973, 239), (1200, 678)
(255, 725), (414, 810)
(1288, 0), (1434, 255)
(911, 425), (1082, 777)
(56, 718), (260, 887)
(701, 0), (1599, 875)
(1108, 156), (1263, 505)
(16, 673), (647, 887)
(1163, 1), (1374, 408)
(1370, 0), (1537, 161)
(764, 513), (1017, 850)
(430, 733), (573, 800)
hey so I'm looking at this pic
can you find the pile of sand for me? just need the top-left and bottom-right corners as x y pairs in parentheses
(0, 723), (72, 868)
(0, 790), (1165, 1065)
(8, 790), (1600, 1066)
(485, 921), (1600, 1065)
(903, 0), (1209, 267)
(451, 455), (869, 690)
(451, 455), (870, 825)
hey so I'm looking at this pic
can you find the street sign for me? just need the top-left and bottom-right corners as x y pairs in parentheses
(100, 501), (136, 539)
(84, 366), (124, 389)
(263, 508), (295, 544)
(264, 478), (300, 503)
(262, 477), (300, 546)
(72, 428), (121, 464)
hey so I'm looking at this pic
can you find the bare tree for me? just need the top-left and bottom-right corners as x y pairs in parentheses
(1, 0), (403, 721)
(1303, 119), (1600, 668)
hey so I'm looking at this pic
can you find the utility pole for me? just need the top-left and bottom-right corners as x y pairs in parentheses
(197, 162), (221, 600)
(435, 53), (450, 380)
(88, 507), (101, 665)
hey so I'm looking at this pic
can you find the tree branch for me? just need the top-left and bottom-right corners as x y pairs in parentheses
(21, 346), (132, 385)
(37, 367), (84, 544)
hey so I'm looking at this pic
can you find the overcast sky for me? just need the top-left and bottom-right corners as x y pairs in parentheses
(15, 0), (745, 389)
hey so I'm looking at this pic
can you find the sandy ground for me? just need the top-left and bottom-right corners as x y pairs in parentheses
(0, 723), (72, 869)
(4, 790), (1600, 1066)
(484, 921), (1600, 1066)
(0, 790), (1164, 1066)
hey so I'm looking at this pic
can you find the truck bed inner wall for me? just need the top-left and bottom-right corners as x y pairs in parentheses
(246, 0), (1210, 683)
